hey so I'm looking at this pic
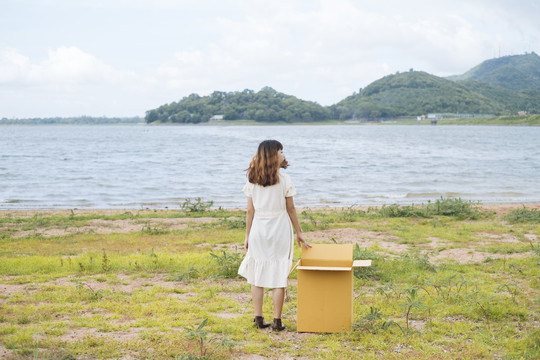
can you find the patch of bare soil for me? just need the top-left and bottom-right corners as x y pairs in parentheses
(7, 216), (217, 238)
(423, 237), (452, 249)
(217, 291), (252, 304)
(0, 209), (131, 218)
(234, 355), (269, 360)
(305, 228), (408, 253)
(58, 326), (151, 343)
(473, 232), (521, 245)
(234, 354), (311, 360)
(196, 242), (242, 252)
(1, 274), (190, 299)
(0, 283), (36, 299)
(215, 312), (243, 319)
(524, 233), (538, 242)
(235, 355), (311, 360)
(480, 203), (540, 216)
(0, 344), (13, 359)
(430, 248), (533, 264)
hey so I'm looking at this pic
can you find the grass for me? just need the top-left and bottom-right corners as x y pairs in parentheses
(0, 200), (539, 359)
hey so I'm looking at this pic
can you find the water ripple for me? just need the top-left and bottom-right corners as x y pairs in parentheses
(1, 124), (539, 209)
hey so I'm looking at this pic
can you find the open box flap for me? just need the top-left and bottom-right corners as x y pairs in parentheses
(353, 260), (372, 267)
(301, 244), (353, 267)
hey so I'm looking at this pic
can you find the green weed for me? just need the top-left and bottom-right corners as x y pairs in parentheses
(101, 249), (111, 272)
(140, 221), (169, 235)
(354, 306), (403, 334)
(209, 251), (243, 278)
(181, 318), (235, 359)
(181, 198), (214, 212)
(400, 287), (425, 330)
(218, 217), (246, 229)
(504, 207), (540, 223)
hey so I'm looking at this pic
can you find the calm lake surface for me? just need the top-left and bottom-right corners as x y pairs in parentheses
(1, 124), (539, 209)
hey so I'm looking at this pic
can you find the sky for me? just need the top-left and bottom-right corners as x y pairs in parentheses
(1, 0), (539, 118)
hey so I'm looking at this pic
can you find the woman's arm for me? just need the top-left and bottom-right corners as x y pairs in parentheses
(244, 197), (255, 251)
(286, 196), (311, 248)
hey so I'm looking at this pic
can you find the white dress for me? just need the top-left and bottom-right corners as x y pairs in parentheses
(238, 171), (296, 288)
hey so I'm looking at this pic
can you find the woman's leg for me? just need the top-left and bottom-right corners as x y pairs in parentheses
(272, 288), (285, 319)
(251, 285), (264, 316)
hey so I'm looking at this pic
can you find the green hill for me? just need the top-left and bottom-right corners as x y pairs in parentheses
(145, 87), (330, 124)
(447, 52), (540, 90)
(330, 71), (504, 119)
(145, 54), (540, 123)
(458, 80), (540, 114)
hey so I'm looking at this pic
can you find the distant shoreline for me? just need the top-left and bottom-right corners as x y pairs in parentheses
(2, 115), (539, 126)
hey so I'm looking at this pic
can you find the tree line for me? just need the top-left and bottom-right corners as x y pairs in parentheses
(145, 87), (331, 124)
(0, 116), (143, 125)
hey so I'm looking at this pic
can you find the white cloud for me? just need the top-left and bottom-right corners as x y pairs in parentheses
(0, 48), (32, 83)
(37, 47), (120, 84)
(0, 46), (149, 117)
(0, 46), (134, 87)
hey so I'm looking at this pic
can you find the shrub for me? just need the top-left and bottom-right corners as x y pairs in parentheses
(371, 204), (428, 218)
(504, 207), (540, 223)
(428, 197), (481, 219)
(368, 197), (481, 219)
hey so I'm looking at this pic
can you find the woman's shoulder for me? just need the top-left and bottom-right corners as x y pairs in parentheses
(279, 170), (296, 196)
(278, 169), (291, 180)
(278, 170), (295, 186)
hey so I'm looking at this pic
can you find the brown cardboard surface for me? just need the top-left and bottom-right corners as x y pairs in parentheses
(297, 267), (353, 333)
(296, 244), (356, 333)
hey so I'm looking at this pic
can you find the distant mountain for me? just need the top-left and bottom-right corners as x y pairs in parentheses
(447, 52), (540, 91)
(145, 53), (540, 123)
(331, 53), (540, 119)
(458, 80), (540, 115)
(330, 71), (504, 119)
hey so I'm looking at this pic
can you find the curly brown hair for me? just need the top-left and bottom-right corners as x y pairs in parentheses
(246, 140), (289, 186)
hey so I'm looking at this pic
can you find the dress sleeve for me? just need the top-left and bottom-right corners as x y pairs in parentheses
(242, 181), (254, 197)
(283, 173), (297, 197)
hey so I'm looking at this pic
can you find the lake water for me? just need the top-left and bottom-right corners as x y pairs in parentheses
(1, 124), (539, 209)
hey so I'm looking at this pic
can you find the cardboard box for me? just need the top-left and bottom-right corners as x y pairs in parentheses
(296, 244), (371, 333)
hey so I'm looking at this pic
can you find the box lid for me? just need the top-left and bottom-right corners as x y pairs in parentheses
(300, 244), (353, 267)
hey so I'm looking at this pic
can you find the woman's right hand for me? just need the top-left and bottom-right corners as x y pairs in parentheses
(296, 232), (311, 248)
(244, 237), (249, 252)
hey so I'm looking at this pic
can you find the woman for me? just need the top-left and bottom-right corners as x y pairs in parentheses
(238, 140), (310, 332)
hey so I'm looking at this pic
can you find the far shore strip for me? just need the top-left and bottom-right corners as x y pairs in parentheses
(1, 202), (539, 217)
